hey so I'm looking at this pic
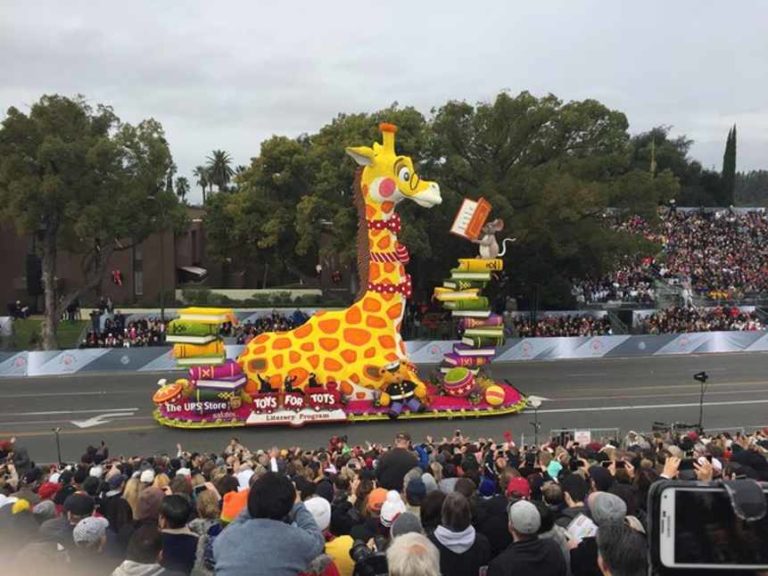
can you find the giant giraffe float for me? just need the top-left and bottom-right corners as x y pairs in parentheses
(153, 124), (525, 428)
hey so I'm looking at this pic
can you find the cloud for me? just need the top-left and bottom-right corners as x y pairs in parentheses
(2, 0), (767, 204)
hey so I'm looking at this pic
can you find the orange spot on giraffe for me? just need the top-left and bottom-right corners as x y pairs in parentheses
(345, 307), (362, 324)
(364, 347), (376, 358)
(253, 334), (269, 345)
(248, 358), (267, 372)
(387, 303), (403, 319)
(341, 349), (357, 364)
(363, 297), (382, 312)
(289, 351), (301, 364)
(364, 364), (381, 379)
(318, 318), (340, 334)
(385, 352), (398, 362)
(365, 205), (376, 219)
(244, 379), (259, 396)
(251, 345), (266, 355)
(377, 235), (391, 250)
(350, 374), (360, 384)
(384, 262), (395, 273)
(300, 342), (315, 352)
(273, 337), (291, 350)
(294, 324), (313, 339)
(269, 375), (282, 388)
(381, 292), (394, 302)
(379, 335), (396, 349)
(288, 368), (309, 388)
(366, 316), (387, 329)
(308, 355), (320, 369)
(324, 357), (343, 372)
(344, 328), (371, 347)
(319, 338), (339, 352)
(369, 264), (381, 282)
(273, 355), (284, 370)
(381, 201), (395, 213)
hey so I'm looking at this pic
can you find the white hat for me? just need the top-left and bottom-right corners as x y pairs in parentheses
(0, 495), (18, 509)
(73, 516), (109, 546)
(380, 490), (406, 528)
(236, 469), (254, 491)
(304, 496), (331, 531)
(140, 469), (155, 484)
(176, 468), (191, 477)
(49, 472), (61, 484)
(90, 466), (104, 478)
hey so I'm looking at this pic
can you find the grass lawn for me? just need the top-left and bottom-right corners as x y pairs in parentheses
(5, 317), (88, 350)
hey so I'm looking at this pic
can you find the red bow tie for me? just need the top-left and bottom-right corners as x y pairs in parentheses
(367, 213), (401, 233)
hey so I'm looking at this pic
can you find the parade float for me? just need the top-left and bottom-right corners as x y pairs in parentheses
(153, 123), (526, 428)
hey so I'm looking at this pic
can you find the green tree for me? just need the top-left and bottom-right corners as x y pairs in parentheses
(193, 165), (209, 204)
(0, 95), (185, 349)
(735, 170), (768, 206)
(175, 176), (190, 203)
(722, 125), (737, 206)
(206, 149), (234, 193)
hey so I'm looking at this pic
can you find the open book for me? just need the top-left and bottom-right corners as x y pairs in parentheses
(450, 197), (492, 240)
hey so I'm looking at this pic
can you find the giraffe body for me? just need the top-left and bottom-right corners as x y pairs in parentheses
(237, 124), (441, 399)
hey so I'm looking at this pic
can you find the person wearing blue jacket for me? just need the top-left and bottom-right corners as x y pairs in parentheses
(213, 472), (324, 576)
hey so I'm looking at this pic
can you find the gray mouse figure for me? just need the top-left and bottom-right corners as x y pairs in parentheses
(474, 218), (516, 259)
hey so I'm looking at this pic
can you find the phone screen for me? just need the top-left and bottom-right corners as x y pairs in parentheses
(660, 487), (768, 569)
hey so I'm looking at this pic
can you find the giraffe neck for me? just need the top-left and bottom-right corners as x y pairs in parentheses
(365, 202), (407, 290)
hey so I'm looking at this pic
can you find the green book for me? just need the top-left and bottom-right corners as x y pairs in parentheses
(443, 279), (488, 291)
(167, 320), (220, 338)
(176, 354), (227, 367)
(450, 269), (492, 281)
(461, 335), (503, 348)
(444, 297), (489, 311)
(463, 327), (504, 338)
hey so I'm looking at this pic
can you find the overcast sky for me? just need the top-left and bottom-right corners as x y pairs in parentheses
(2, 1), (766, 203)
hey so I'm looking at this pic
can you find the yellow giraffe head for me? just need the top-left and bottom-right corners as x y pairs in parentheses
(346, 123), (441, 217)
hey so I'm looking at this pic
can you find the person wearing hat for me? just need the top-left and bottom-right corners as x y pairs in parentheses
(70, 516), (121, 575)
(39, 492), (95, 548)
(428, 492), (490, 576)
(570, 493), (627, 576)
(101, 474), (133, 534)
(404, 478), (426, 518)
(376, 433), (418, 491)
(300, 496), (341, 576)
(487, 500), (566, 576)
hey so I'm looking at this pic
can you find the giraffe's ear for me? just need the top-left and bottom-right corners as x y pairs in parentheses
(346, 146), (375, 166)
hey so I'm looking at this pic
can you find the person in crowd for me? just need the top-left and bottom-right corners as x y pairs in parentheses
(428, 491), (490, 576)
(39, 492), (95, 548)
(488, 500), (567, 576)
(570, 492), (627, 576)
(376, 433), (419, 491)
(158, 495), (197, 575)
(213, 472), (324, 576)
(71, 516), (120, 576)
(386, 532), (441, 576)
(112, 524), (184, 576)
(556, 474), (589, 529)
(595, 521), (648, 576)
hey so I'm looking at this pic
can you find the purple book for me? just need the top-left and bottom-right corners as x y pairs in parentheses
(453, 343), (497, 357)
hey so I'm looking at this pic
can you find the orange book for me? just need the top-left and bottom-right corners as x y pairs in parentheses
(450, 198), (492, 241)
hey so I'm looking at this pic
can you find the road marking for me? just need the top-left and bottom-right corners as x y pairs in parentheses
(0, 424), (160, 438)
(0, 416), (153, 428)
(72, 411), (138, 429)
(0, 391), (116, 399)
(0, 407), (140, 417)
(534, 398), (768, 414)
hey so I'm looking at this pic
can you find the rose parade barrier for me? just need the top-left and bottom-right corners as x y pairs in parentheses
(2, 330), (768, 377)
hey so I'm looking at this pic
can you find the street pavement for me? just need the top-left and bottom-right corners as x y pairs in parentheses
(2, 352), (767, 462)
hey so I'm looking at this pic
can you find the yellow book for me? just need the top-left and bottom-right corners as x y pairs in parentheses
(456, 258), (503, 272)
(433, 287), (481, 302)
(173, 340), (225, 359)
(177, 307), (236, 325)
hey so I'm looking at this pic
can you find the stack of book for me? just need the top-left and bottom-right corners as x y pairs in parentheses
(167, 307), (234, 367)
(186, 360), (246, 402)
(432, 258), (505, 375)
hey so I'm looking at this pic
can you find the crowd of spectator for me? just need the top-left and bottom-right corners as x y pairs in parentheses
(226, 310), (310, 345)
(80, 314), (167, 348)
(511, 314), (613, 338)
(574, 208), (768, 304)
(639, 306), (764, 334)
(6, 425), (764, 575)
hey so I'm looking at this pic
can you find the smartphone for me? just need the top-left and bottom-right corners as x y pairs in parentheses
(679, 459), (695, 471)
(615, 461), (627, 469)
(193, 484), (207, 495)
(659, 486), (768, 570)
(569, 460), (582, 472)
(601, 460), (613, 468)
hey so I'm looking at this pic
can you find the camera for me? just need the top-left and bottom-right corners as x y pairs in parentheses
(350, 536), (388, 576)
(648, 480), (768, 573)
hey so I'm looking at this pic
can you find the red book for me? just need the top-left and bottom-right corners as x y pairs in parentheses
(188, 359), (242, 381)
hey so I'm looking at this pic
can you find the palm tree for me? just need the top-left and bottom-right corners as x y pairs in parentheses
(206, 150), (235, 193)
(193, 165), (209, 205)
(175, 176), (190, 204)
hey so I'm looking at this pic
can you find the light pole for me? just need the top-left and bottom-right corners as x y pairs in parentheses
(693, 371), (709, 433)
(528, 395), (547, 447)
(51, 427), (62, 464)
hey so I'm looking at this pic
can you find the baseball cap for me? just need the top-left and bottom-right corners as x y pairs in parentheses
(506, 477), (531, 499)
(395, 432), (411, 442)
(140, 469), (155, 484)
(304, 496), (331, 531)
(108, 474), (128, 491)
(64, 493), (95, 517)
(37, 482), (60, 501)
(390, 512), (423, 537)
(73, 516), (109, 546)
(380, 491), (406, 528)
(589, 492), (627, 525)
(367, 488), (388, 513)
(508, 500), (541, 535)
